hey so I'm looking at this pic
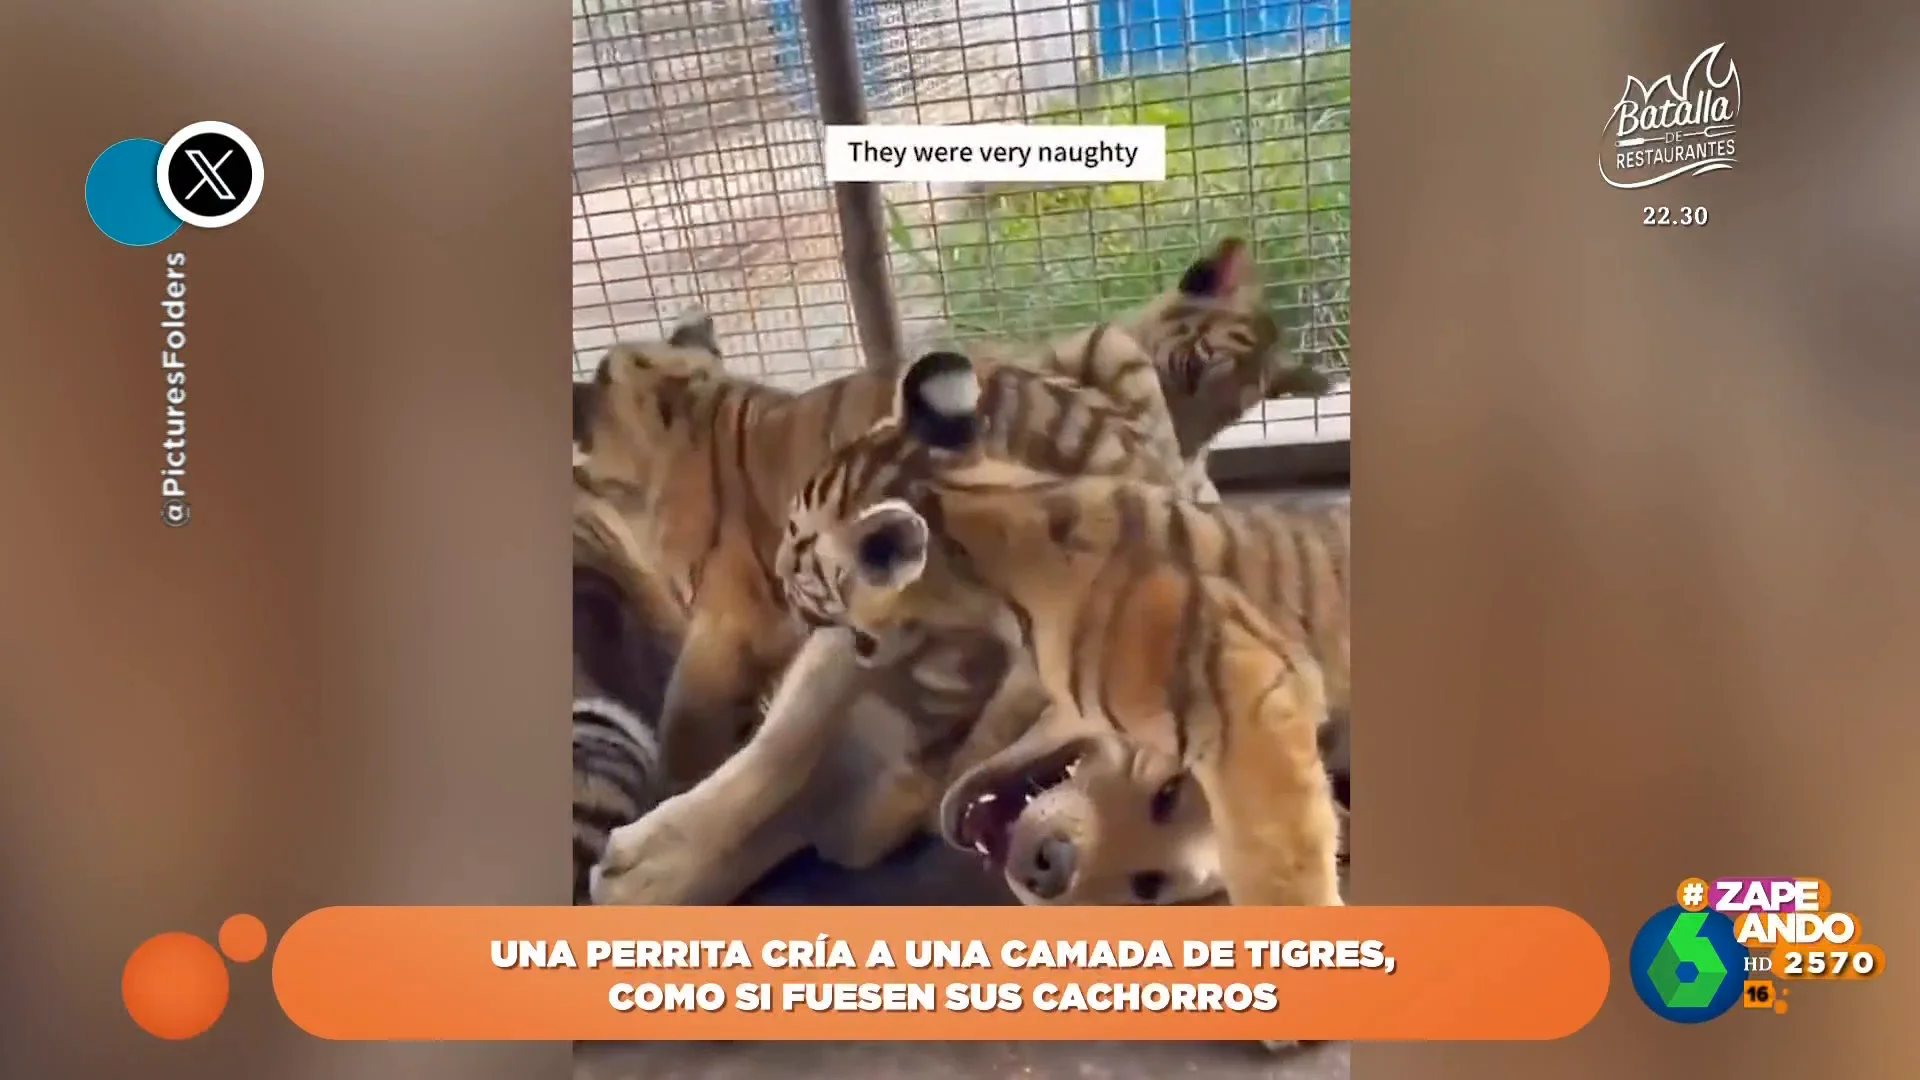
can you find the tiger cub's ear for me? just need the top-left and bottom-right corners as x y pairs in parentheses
(666, 309), (720, 356)
(896, 349), (982, 452)
(844, 499), (931, 589)
(1177, 236), (1258, 298)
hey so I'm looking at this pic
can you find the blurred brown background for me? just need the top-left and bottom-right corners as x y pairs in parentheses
(2, 1), (1916, 1079)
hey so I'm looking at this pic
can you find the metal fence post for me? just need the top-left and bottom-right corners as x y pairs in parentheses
(799, 0), (906, 371)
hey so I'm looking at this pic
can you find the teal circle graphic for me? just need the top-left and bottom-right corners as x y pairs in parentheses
(85, 139), (183, 247)
(1628, 904), (1746, 1023)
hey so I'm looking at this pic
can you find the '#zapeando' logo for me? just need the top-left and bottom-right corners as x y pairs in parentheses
(1630, 876), (1890, 1025)
(1599, 42), (1740, 190)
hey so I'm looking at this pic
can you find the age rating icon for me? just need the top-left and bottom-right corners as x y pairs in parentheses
(84, 121), (264, 247)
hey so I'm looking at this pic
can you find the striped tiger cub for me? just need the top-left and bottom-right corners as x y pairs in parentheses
(956, 237), (1333, 501)
(572, 240), (1317, 791)
(773, 348), (1350, 909)
(570, 482), (689, 903)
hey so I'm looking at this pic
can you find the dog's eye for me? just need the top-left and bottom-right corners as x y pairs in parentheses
(1130, 871), (1168, 902)
(1149, 776), (1182, 824)
(851, 630), (879, 659)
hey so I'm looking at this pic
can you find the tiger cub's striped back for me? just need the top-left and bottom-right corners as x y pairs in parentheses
(575, 323), (1209, 787)
(780, 354), (1350, 710)
(772, 349), (1350, 908)
(573, 239), (1320, 787)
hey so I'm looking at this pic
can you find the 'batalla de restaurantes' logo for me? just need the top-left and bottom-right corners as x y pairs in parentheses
(1599, 42), (1740, 190)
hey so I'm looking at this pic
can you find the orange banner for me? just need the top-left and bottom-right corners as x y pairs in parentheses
(269, 906), (1607, 1041)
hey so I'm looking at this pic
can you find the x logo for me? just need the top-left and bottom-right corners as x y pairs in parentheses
(181, 148), (237, 202)
(158, 121), (264, 229)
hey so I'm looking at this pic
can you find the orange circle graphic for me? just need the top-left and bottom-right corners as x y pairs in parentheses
(122, 931), (229, 1039)
(1675, 876), (1711, 912)
(219, 914), (268, 963)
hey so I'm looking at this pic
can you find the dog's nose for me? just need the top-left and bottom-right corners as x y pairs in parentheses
(1014, 834), (1076, 900)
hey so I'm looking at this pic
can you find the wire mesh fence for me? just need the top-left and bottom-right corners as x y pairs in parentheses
(571, 0), (1349, 445)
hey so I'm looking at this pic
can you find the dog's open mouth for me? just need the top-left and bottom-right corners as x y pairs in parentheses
(942, 738), (1093, 868)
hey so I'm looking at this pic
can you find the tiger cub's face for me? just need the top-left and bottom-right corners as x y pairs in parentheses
(571, 310), (725, 490)
(1129, 237), (1336, 456)
(774, 350), (1013, 666)
(778, 492), (990, 669)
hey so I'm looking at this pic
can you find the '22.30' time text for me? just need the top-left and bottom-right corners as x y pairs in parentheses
(1643, 206), (1708, 226)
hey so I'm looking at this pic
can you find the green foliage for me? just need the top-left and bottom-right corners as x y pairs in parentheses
(887, 50), (1351, 368)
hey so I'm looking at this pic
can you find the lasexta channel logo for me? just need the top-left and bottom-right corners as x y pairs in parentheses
(1628, 904), (1745, 1023)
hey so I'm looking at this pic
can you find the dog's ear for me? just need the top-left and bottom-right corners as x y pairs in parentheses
(1178, 236), (1258, 298)
(844, 499), (931, 589)
(667, 309), (720, 355)
(896, 349), (981, 452)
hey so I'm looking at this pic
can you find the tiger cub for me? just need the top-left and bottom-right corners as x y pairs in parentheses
(570, 483), (684, 903)
(774, 348), (1349, 909)
(573, 240), (1320, 789)
(955, 237), (1335, 501)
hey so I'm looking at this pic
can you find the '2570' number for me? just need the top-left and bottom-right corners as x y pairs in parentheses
(1773, 945), (1886, 979)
